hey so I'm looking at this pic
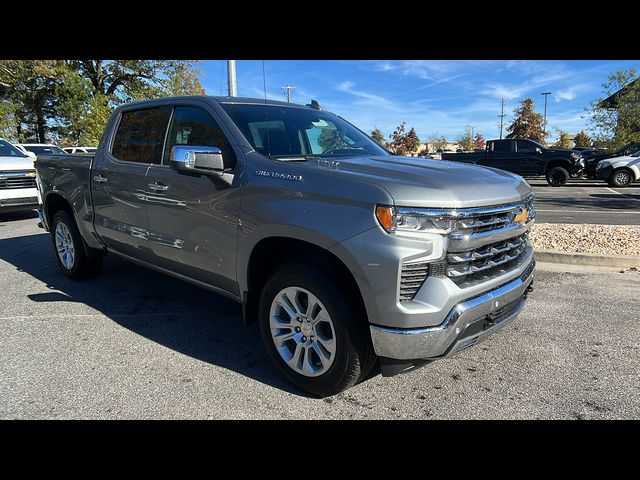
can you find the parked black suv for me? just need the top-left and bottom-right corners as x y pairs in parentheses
(442, 138), (584, 186)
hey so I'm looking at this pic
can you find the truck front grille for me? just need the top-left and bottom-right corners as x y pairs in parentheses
(446, 234), (528, 279)
(0, 172), (37, 190)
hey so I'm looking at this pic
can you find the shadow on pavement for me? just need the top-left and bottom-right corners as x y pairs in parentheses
(534, 194), (640, 211)
(0, 210), (39, 223)
(0, 231), (306, 396)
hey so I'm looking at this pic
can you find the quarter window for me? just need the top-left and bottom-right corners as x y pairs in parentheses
(111, 107), (172, 164)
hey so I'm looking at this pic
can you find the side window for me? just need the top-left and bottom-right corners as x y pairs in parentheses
(516, 140), (537, 153)
(163, 106), (236, 167)
(493, 140), (512, 153)
(111, 107), (172, 164)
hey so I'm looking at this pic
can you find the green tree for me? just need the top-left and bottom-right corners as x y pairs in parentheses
(427, 132), (448, 151)
(573, 130), (592, 148)
(587, 68), (639, 150)
(457, 126), (475, 151)
(0, 60), (67, 142)
(388, 122), (421, 156)
(506, 98), (545, 143)
(370, 128), (386, 147)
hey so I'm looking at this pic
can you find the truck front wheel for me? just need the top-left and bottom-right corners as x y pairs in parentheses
(51, 210), (103, 279)
(258, 263), (376, 397)
(546, 166), (569, 186)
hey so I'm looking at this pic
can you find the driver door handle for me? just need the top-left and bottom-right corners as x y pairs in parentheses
(148, 182), (169, 192)
(93, 174), (108, 184)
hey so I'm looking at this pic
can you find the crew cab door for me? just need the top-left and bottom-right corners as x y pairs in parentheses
(144, 103), (241, 295)
(514, 139), (544, 175)
(92, 106), (172, 259)
(479, 140), (521, 173)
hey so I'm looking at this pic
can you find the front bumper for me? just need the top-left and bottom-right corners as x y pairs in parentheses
(370, 258), (534, 360)
(0, 190), (38, 213)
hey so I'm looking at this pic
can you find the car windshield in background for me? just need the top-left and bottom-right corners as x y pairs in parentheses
(24, 145), (66, 155)
(221, 103), (388, 159)
(0, 140), (27, 158)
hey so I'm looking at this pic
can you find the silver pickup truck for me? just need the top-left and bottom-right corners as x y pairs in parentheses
(35, 96), (535, 397)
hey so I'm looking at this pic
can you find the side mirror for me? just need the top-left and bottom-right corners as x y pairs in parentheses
(535, 147), (542, 154)
(170, 145), (225, 175)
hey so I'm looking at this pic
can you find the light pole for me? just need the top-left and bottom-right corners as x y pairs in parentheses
(541, 92), (551, 141)
(227, 60), (237, 97)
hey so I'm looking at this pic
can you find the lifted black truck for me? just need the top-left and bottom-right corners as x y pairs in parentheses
(442, 138), (584, 186)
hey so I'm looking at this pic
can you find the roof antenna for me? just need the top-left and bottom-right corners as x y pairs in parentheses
(307, 99), (322, 110)
(262, 60), (271, 159)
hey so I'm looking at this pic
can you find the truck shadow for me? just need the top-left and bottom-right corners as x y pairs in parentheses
(0, 231), (308, 396)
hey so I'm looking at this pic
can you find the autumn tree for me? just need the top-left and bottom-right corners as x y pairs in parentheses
(427, 132), (448, 151)
(388, 122), (421, 156)
(506, 98), (545, 143)
(370, 128), (386, 147)
(573, 130), (592, 147)
(457, 126), (475, 151)
(473, 133), (486, 150)
(587, 68), (640, 150)
(554, 128), (573, 149)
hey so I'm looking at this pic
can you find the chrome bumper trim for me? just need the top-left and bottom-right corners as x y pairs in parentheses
(370, 259), (535, 360)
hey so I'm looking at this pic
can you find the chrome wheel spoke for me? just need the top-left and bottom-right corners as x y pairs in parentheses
(269, 286), (337, 378)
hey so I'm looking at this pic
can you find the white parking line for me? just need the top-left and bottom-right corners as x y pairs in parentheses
(605, 187), (640, 202)
(535, 209), (640, 214)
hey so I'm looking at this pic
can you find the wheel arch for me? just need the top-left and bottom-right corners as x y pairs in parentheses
(241, 235), (368, 328)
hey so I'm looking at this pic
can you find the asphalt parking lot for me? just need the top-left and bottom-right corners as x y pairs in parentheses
(529, 178), (640, 225)
(1, 213), (638, 419)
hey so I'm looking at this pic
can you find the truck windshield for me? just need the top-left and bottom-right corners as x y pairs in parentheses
(221, 103), (388, 159)
(23, 145), (67, 155)
(0, 140), (27, 158)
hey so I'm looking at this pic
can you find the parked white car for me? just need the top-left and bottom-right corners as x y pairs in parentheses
(0, 139), (39, 214)
(595, 150), (640, 187)
(62, 147), (97, 154)
(13, 144), (37, 159)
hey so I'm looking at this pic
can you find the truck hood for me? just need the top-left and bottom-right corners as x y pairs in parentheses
(314, 155), (531, 208)
(0, 155), (35, 171)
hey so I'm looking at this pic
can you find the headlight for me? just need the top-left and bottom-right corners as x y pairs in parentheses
(375, 205), (455, 236)
(571, 152), (582, 160)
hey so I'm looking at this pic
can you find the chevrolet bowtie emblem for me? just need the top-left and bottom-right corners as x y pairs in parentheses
(514, 208), (529, 225)
(26, 172), (36, 177)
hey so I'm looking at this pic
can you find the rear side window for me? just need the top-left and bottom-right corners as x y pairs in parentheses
(493, 140), (512, 153)
(112, 107), (172, 164)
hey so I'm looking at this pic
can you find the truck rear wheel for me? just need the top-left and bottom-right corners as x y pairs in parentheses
(258, 263), (376, 397)
(608, 168), (634, 187)
(546, 166), (569, 186)
(51, 210), (103, 279)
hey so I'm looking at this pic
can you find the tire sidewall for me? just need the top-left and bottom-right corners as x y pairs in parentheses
(547, 166), (569, 186)
(258, 264), (363, 396)
(51, 211), (82, 277)
(609, 168), (633, 187)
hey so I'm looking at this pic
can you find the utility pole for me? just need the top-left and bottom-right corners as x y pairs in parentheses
(541, 92), (551, 140)
(281, 85), (295, 103)
(498, 98), (506, 139)
(227, 60), (237, 97)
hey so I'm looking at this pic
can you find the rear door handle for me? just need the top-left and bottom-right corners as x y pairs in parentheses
(93, 174), (108, 184)
(148, 182), (169, 192)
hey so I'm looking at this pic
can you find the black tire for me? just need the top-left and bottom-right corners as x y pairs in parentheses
(258, 262), (376, 397)
(608, 168), (634, 188)
(546, 166), (570, 186)
(50, 210), (103, 279)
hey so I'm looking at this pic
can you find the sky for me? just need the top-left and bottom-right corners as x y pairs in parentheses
(199, 60), (638, 142)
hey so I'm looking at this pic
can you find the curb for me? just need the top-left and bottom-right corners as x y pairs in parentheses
(534, 250), (640, 268)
